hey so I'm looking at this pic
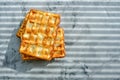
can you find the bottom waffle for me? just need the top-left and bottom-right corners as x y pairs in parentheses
(17, 26), (65, 60)
(20, 41), (53, 61)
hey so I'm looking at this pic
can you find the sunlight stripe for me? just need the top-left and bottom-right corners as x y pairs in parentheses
(2, 21), (120, 24)
(0, 51), (6, 54)
(0, 74), (61, 78)
(1, 5), (120, 8)
(69, 75), (120, 78)
(0, 45), (8, 48)
(67, 50), (120, 53)
(64, 28), (120, 30)
(2, 16), (120, 19)
(0, 74), (120, 78)
(1, 22), (120, 25)
(63, 57), (117, 61)
(65, 34), (120, 36)
(0, 0), (120, 2)
(67, 52), (120, 55)
(0, 27), (15, 30)
(0, 4), (120, 9)
(48, 63), (120, 67)
(0, 33), (12, 36)
(1, 11), (120, 13)
(61, 22), (120, 24)
(89, 75), (120, 78)
(21, 68), (120, 73)
(63, 17), (120, 19)
(27, 68), (120, 73)
(0, 39), (10, 42)
(65, 40), (120, 42)
(3, 67), (120, 73)
(66, 46), (120, 48)
(0, 72), (119, 78)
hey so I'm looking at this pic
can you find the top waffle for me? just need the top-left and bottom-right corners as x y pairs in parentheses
(17, 9), (60, 38)
(22, 10), (60, 45)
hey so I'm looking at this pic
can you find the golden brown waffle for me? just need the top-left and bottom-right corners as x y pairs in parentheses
(16, 9), (65, 60)
(17, 9), (60, 38)
(18, 27), (65, 60)
(20, 41), (53, 60)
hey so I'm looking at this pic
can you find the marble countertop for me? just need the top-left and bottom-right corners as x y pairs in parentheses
(0, 0), (120, 80)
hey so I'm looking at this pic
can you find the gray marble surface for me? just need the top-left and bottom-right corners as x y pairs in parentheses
(0, 0), (120, 80)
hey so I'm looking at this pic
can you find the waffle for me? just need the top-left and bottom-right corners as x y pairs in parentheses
(20, 41), (53, 60)
(17, 9), (60, 38)
(17, 27), (65, 60)
(16, 9), (65, 61)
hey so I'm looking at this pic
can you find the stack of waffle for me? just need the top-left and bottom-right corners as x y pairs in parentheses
(16, 9), (65, 61)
